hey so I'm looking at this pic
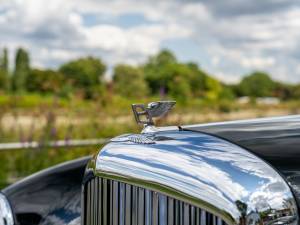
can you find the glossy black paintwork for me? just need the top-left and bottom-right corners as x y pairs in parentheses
(2, 156), (91, 225)
(183, 115), (300, 205)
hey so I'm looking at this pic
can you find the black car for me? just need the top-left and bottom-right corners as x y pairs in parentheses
(1, 101), (299, 225)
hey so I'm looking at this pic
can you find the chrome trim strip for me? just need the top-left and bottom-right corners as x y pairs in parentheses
(95, 130), (298, 225)
(183, 114), (300, 128)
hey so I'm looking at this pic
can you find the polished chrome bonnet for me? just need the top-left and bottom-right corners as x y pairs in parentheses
(0, 192), (14, 225)
(94, 129), (298, 225)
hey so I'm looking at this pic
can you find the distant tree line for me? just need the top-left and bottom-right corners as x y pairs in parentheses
(1, 47), (300, 101)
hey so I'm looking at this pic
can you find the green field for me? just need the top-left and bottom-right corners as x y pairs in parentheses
(1, 93), (300, 188)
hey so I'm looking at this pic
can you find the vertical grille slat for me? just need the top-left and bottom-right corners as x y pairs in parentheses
(131, 186), (138, 225)
(184, 203), (190, 225)
(201, 209), (207, 225)
(180, 201), (184, 225)
(94, 179), (97, 225)
(86, 182), (90, 225)
(145, 189), (152, 225)
(175, 199), (180, 225)
(152, 192), (158, 225)
(84, 178), (227, 225)
(138, 187), (145, 225)
(119, 183), (125, 225)
(196, 208), (201, 225)
(125, 184), (131, 225)
(109, 180), (113, 225)
(190, 206), (196, 225)
(159, 194), (167, 225)
(98, 178), (102, 225)
(113, 181), (119, 225)
(102, 179), (107, 225)
(167, 197), (174, 225)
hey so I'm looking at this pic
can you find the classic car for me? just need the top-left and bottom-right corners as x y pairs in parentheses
(1, 101), (300, 225)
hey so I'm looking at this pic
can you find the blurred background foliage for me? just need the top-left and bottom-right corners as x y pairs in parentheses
(1, 47), (300, 188)
(2, 47), (300, 102)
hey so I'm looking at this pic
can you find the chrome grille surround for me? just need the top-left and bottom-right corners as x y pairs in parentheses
(83, 177), (226, 225)
(84, 129), (299, 225)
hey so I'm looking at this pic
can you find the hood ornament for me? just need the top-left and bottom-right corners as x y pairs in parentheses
(111, 101), (176, 144)
(132, 101), (176, 133)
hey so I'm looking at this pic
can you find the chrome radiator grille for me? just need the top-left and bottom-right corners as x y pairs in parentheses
(83, 177), (226, 225)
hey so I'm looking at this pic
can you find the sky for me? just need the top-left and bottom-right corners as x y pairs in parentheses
(0, 0), (300, 83)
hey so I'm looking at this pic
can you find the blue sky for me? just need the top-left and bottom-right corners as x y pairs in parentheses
(1, 0), (300, 83)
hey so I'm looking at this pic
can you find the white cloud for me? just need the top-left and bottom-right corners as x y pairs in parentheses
(82, 23), (190, 56)
(0, 0), (195, 68)
(214, 72), (241, 84)
(240, 56), (275, 69)
(0, 0), (300, 82)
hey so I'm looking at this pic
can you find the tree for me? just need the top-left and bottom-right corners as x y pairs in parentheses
(204, 76), (223, 100)
(220, 85), (236, 100)
(26, 69), (65, 94)
(238, 72), (276, 97)
(2, 48), (8, 73)
(186, 63), (207, 97)
(59, 56), (106, 98)
(143, 49), (226, 102)
(12, 48), (30, 91)
(165, 63), (193, 101)
(0, 70), (6, 90)
(0, 48), (9, 90)
(272, 82), (293, 100)
(144, 49), (177, 95)
(290, 84), (300, 99)
(113, 64), (149, 98)
(168, 74), (191, 101)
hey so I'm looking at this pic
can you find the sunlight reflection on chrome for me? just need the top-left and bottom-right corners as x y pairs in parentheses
(96, 130), (298, 225)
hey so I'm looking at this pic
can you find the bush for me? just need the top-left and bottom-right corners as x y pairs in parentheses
(59, 57), (106, 99)
(26, 69), (65, 94)
(238, 72), (276, 97)
(113, 64), (149, 98)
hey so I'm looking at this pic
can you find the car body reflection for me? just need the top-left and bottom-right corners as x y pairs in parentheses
(96, 130), (298, 224)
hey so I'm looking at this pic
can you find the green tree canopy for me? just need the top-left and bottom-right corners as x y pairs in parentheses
(26, 69), (65, 94)
(144, 50), (224, 101)
(59, 56), (106, 98)
(0, 48), (9, 89)
(59, 56), (106, 87)
(162, 63), (192, 101)
(204, 76), (223, 100)
(113, 64), (149, 98)
(0, 70), (6, 90)
(238, 72), (276, 97)
(144, 49), (177, 95)
(12, 48), (30, 91)
(186, 63), (208, 97)
(289, 84), (300, 99)
(272, 82), (293, 100)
